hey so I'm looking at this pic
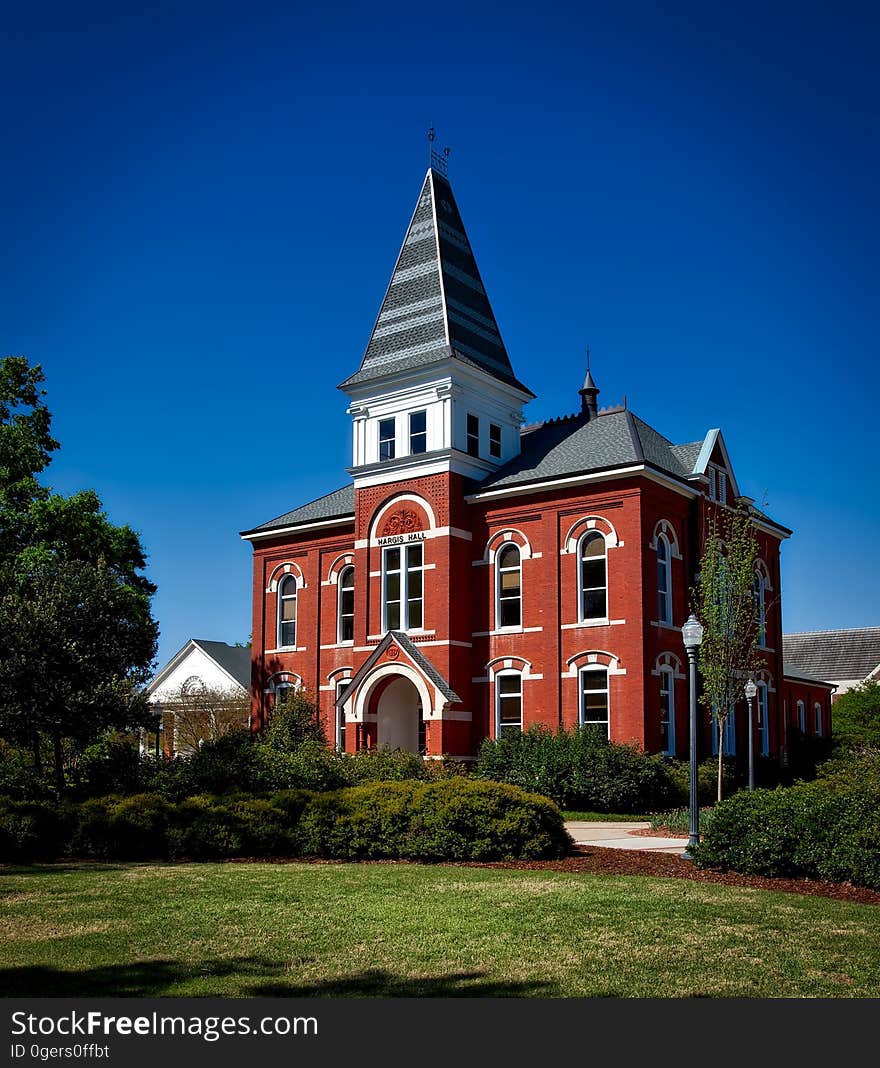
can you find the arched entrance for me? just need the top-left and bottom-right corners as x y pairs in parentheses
(375, 675), (424, 754)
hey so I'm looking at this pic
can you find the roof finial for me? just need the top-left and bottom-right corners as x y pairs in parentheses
(579, 347), (599, 420)
(428, 126), (450, 177)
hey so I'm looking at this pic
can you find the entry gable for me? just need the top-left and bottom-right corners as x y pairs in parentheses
(335, 631), (462, 710)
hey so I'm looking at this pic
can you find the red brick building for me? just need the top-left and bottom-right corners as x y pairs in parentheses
(241, 163), (831, 763)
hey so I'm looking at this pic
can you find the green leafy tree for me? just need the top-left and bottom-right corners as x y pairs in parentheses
(830, 679), (880, 748)
(693, 502), (762, 801)
(0, 357), (158, 789)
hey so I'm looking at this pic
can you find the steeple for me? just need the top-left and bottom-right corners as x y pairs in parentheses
(339, 168), (533, 398)
(579, 348), (600, 420)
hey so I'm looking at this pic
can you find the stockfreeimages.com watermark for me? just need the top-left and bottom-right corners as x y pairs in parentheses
(10, 1010), (318, 1051)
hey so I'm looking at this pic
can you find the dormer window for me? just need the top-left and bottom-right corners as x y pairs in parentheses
(708, 465), (728, 504)
(467, 413), (480, 457)
(379, 418), (396, 461)
(409, 410), (427, 454)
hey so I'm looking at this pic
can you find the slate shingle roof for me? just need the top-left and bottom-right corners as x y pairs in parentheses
(783, 629), (880, 684)
(192, 641), (251, 689)
(242, 484), (355, 535)
(476, 408), (698, 491)
(339, 168), (533, 397)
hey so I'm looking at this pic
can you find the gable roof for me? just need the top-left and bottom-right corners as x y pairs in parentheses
(339, 168), (533, 398)
(335, 631), (462, 708)
(146, 639), (251, 694)
(783, 628), (880, 684)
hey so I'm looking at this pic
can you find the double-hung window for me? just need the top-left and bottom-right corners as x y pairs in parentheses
(409, 410), (427, 454)
(580, 667), (609, 736)
(496, 543), (522, 628)
(757, 683), (769, 756)
(496, 673), (522, 738)
(754, 572), (767, 647)
(337, 566), (354, 643)
(335, 680), (348, 751)
(379, 418), (396, 461)
(382, 543), (424, 631)
(797, 700), (806, 733)
(277, 576), (297, 648)
(466, 413), (480, 457)
(489, 423), (502, 458)
(579, 532), (607, 620)
(815, 702), (823, 737)
(659, 669), (675, 755)
(657, 535), (672, 624)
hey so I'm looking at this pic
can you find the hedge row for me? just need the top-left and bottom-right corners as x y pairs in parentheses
(0, 779), (571, 864)
(693, 783), (880, 889)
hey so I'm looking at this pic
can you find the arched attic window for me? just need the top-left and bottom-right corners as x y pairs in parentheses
(579, 531), (607, 621)
(338, 566), (354, 643)
(277, 575), (297, 648)
(496, 543), (522, 629)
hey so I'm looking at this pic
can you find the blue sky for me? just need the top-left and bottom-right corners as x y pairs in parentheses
(2, 2), (878, 670)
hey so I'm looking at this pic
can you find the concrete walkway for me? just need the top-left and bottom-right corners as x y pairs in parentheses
(565, 821), (687, 854)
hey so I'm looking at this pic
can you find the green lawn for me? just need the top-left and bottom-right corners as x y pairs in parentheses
(1, 862), (878, 997)
(561, 811), (653, 821)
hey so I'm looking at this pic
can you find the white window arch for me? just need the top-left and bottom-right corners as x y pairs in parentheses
(338, 566), (354, 643)
(496, 542), (522, 629)
(797, 700), (806, 733)
(814, 702), (823, 737)
(659, 668), (675, 755)
(495, 671), (523, 738)
(757, 682), (770, 756)
(277, 575), (297, 648)
(578, 531), (607, 621)
(657, 533), (672, 625)
(579, 665), (610, 737)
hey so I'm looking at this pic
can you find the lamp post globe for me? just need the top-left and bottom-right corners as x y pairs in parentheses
(681, 615), (704, 860)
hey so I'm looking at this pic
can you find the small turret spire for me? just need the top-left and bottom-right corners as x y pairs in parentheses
(579, 345), (600, 419)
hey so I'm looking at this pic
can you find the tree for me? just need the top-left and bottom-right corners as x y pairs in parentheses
(830, 679), (880, 748)
(693, 501), (763, 801)
(0, 357), (158, 789)
(161, 681), (250, 755)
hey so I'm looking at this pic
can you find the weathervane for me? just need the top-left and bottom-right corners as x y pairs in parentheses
(428, 125), (451, 176)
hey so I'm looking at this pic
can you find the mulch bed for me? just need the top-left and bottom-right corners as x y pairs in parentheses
(458, 846), (880, 906)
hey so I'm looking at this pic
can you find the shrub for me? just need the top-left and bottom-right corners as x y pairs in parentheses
(70, 793), (172, 860)
(176, 731), (275, 796)
(0, 798), (69, 861)
(664, 758), (729, 806)
(69, 737), (144, 799)
(259, 690), (325, 752)
(294, 779), (570, 861)
(476, 725), (675, 812)
(337, 748), (429, 786)
(812, 746), (880, 795)
(692, 783), (880, 888)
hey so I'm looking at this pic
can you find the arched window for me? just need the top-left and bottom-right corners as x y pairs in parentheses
(277, 575), (297, 648)
(496, 672), (523, 738)
(659, 668), (675, 755)
(496, 543), (522, 629)
(338, 566), (355, 643)
(657, 534), (672, 624)
(797, 700), (806, 733)
(814, 702), (823, 737)
(754, 571), (767, 647)
(757, 683), (769, 756)
(579, 532), (607, 621)
(580, 666), (610, 737)
(335, 680), (349, 751)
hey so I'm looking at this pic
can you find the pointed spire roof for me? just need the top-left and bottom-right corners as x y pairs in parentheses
(339, 168), (533, 397)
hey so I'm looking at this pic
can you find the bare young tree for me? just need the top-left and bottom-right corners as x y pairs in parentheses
(693, 501), (763, 801)
(162, 679), (250, 755)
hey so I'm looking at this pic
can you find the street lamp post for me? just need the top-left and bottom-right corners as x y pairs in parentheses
(744, 677), (758, 792)
(682, 614), (704, 860)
